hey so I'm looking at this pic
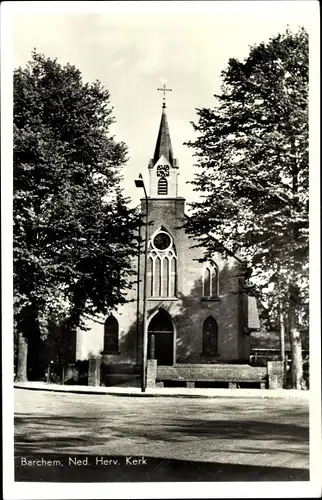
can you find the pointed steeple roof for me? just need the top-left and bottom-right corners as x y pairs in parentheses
(153, 106), (174, 166)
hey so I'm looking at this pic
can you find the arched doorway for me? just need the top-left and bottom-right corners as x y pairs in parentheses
(148, 310), (174, 366)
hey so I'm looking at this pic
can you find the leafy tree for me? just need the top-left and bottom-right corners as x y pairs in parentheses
(185, 28), (308, 388)
(14, 51), (139, 381)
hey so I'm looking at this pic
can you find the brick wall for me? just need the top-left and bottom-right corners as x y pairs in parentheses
(76, 196), (250, 368)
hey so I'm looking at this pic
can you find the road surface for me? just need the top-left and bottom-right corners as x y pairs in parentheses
(14, 388), (309, 481)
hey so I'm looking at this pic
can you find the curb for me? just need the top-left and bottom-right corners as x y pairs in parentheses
(14, 385), (159, 398)
(14, 384), (309, 400)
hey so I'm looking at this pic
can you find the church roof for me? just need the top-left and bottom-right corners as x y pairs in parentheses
(153, 107), (174, 166)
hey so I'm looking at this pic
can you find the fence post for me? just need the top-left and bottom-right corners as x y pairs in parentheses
(267, 361), (284, 389)
(88, 356), (101, 387)
(146, 359), (157, 388)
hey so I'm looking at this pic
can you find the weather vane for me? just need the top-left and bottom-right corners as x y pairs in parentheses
(157, 81), (172, 108)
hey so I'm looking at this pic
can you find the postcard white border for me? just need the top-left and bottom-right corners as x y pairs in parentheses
(2, 1), (321, 499)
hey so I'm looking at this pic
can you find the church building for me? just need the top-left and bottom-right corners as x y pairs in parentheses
(75, 96), (260, 387)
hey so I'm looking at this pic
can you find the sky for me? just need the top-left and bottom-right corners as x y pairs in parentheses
(9, 0), (318, 209)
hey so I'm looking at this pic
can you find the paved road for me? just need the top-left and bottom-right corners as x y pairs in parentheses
(14, 388), (309, 482)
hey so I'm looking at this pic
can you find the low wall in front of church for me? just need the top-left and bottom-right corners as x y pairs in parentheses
(155, 363), (267, 388)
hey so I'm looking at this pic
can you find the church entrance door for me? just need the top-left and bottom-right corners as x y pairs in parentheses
(148, 310), (174, 366)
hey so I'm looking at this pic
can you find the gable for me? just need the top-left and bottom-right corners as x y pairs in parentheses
(154, 155), (172, 169)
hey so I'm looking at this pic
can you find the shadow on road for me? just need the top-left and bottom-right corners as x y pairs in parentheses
(14, 453), (309, 482)
(168, 417), (309, 441)
(15, 411), (309, 482)
(15, 414), (309, 451)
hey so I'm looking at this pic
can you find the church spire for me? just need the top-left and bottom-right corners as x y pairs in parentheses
(153, 106), (174, 166)
(153, 82), (174, 166)
(148, 83), (179, 198)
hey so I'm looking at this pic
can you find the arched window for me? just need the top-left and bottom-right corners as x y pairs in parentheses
(202, 261), (219, 298)
(147, 228), (177, 298)
(162, 257), (169, 297)
(155, 257), (162, 297)
(203, 267), (211, 296)
(158, 177), (168, 195)
(202, 317), (218, 355)
(103, 315), (119, 354)
(170, 257), (177, 297)
(147, 257), (153, 297)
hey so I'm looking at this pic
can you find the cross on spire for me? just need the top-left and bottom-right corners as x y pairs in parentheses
(157, 82), (172, 109)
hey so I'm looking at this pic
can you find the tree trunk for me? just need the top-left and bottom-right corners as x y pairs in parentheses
(15, 303), (41, 382)
(279, 308), (285, 363)
(288, 286), (303, 389)
(279, 308), (286, 388)
(15, 331), (28, 382)
(289, 137), (304, 389)
(290, 325), (303, 389)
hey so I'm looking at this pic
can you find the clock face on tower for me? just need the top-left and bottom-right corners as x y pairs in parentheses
(157, 164), (170, 177)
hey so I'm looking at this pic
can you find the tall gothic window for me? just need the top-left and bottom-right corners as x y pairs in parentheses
(147, 228), (177, 298)
(202, 261), (219, 298)
(202, 316), (218, 355)
(158, 177), (168, 195)
(103, 315), (119, 354)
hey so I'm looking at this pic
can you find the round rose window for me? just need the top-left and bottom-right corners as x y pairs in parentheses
(153, 232), (171, 251)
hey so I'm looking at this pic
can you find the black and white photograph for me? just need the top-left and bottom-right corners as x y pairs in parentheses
(1, 1), (321, 498)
